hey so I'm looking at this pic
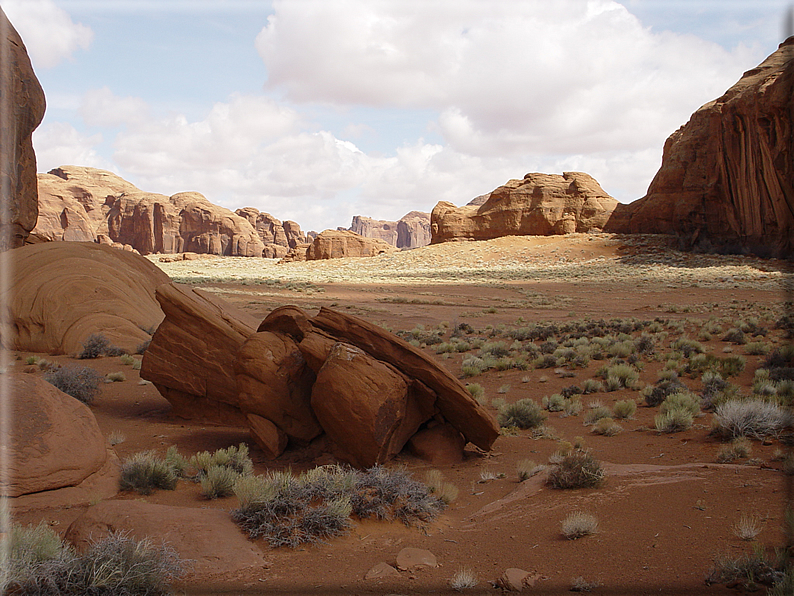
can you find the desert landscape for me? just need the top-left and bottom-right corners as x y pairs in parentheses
(2, 5), (794, 596)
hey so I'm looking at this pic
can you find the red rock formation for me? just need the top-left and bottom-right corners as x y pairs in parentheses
(1, 375), (118, 501)
(34, 166), (264, 256)
(279, 229), (397, 262)
(349, 211), (431, 248)
(430, 172), (618, 243)
(0, 8), (46, 250)
(234, 207), (305, 257)
(606, 38), (794, 258)
(1, 242), (168, 354)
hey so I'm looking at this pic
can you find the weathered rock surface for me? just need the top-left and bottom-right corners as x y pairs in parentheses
(430, 172), (618, 243)
(279, 229), (397, 262)
(140, 282), (258, 425)
(1, 242), (168, 354)
(1, 374), (117, 500)
(407, 423), (465, 465)
(365, 562), (401, 580)
(605, 38), (794, 258)
(65, 501), (265, 578)
(235, 207), (306, 257)
(33, 166), (265, 256)
(349, 211), (431, 249)
(395, 547), (437, 571)
(0, 8), (46, 251)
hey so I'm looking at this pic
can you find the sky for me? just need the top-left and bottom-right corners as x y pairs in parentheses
(3, 0), (793, 233)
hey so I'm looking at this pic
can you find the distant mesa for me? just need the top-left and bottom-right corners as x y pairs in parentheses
(430, 171), (618, 244)
(606, 37), (794, 258)
(279, 229), (398, 262)
(0, 7), (46, 251)
(348, 211), (431, 249)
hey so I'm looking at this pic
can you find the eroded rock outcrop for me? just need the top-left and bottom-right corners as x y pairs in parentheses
(280, 229), (398, 262)
(1, 242), (168, 354)
(349, 211), (431, 249)
(1, 375), (118, 504)
(34, 166), (264, 256)
(605, 38), (794, 258)
(142, 296), (499, 467)
(235, 207), (306, 258)
(0, 8), (46, 251)
(430, 172), (618, 243)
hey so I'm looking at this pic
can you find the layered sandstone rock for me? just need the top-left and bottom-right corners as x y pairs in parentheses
(349, 211), (431, 249)
(0, 8), (46, 250)
(1, 375), (118, 501)
(430, 172), (618, 243)
(235, 207), (306, 258)
(1, 242), (168, 354)
(140, 283), (258, 426)
(605, 38), (794, 258)
(34, 166), (264, 256)
(280, 229), (398, 262)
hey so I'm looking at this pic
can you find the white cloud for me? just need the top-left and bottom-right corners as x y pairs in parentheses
(79, 87), (150, 127)
(32, 121), (108, 172)
(2, 0), (93, 69)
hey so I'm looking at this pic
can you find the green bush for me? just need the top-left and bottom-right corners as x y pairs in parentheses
(78, 332), (126, 359)
(642, 375), (687, 407)
(719, 355), (746, 377)
(120, 451), (178, 495)
(612, 399), (637, 420)
(660, 391), (701, 417)
(744, 342), (771, 356)
(497, 399), (547, 429)
(583, 405), (612, 425)
(106, 371), (126, 382)
(671, 337), (705, 357)
(546, 451), (605, 489)
(592, 417), (622, 436)
(189, 443), (253, 478)
(44, 365), (103, 404)
(654, 408), (693, 433)
(200, 465), (240, 499)
(466, 383), (485, 403)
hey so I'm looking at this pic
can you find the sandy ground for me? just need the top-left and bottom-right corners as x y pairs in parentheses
(9, 233), (794, 595)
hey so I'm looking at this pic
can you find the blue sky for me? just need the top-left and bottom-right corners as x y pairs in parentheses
(4, 0), (792, 232)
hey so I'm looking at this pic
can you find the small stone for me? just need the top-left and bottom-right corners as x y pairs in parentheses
(365, 562), (400, 580)
(395, 547), (437, 571)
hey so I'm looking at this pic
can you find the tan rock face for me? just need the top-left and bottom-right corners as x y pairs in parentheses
(349, 211), (431, 249)
(305, 229), (398, 260)
(1, 242), (168, 354)
(605, 38), (794, 258)
(235, 207), (306, 255)
(1, 374), (111, 497)
(140, 283), (258, 425)
(0, 8), (46, 251)
(34, 166), (264, 256)
(430, 172), (617, 243)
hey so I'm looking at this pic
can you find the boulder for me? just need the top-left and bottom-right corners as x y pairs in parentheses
(1, 374), (117, 500)
(235, 331), (321, 443)
(278, 242), (311, 263)
(1, 242), (167, 354)
(246, 414), (288, 459)
(365, 562), (401, 580)
(430, 172), (618, 243)
(311, 342), (433, 468)
(34, 166), (265, 256)
(407, 423), (466, 464)
(605, 38), (794, 258)
(65, 501), (265, 579)
(234, 207), (306, 255)
(0, 8), (46, 251)
(305, 229), (398, 260)
(140, 282), (258, 425)
(350, 211), (431, 249)
(311, 307), (500, 451)
(395, 548), (437, 571)
(282, 220), (305, 248)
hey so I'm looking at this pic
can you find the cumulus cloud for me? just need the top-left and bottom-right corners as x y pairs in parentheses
(33, 121), (108, 172)
(2, 0), (93, 69)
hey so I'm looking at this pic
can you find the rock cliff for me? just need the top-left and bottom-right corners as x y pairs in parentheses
(235, 207), (307, 258)
(33, 166), (265, 256)
(430, 172), (617, 243)
(280, 229), (398, 262)
(606, 38), (794, 258)
(0, 8), (46, 250)
(349, 211), (431, 249)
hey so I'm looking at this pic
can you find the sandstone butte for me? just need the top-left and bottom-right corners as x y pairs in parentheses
(32, 165), (302, 258)
(279, 228), (398, 262)
(1, 242), (168, 355)
(349, 211), (431, 249)
(0, 7), (46, 251)
(605, 38), (794, 258)
(430, 171), (618, 244)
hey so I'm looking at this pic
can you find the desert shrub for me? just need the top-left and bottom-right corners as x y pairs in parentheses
(106, 371), (126, 382)
(592, 417), (622, 436)
(720, 355), (746, 377)
(607, 340), (636, 359)
(466, 383), (485, 403)
(480, 341), (511, 358)
(731, 513), (763, 541)
(561, 384), (583, 398)
(232, 466), (445, 547)
(561, 512), (599, 539)
(119, 354), (136, 366)
(582, 379), (604, 394)
(654, 408), (693, 433)
(764, 345), (794, 369)
(744, 341), (771, 356)
(497, 399), (546, 429)
(701, 371), (740, 410)
(716, 437), (752, 463)
(612, 399), (637, 419)
(424, 470), (459, 504)
(2, 523), (183, 596)
(461, 355), (487, 377)
(563, 397), (583, 417)
(599, 363), (639, 389)
(583, 406), (612, 425)
(711, 399), (791, 439)
(516, 459), (544, 481)
(546, 451), (605, 489)
(450, 567), (478, 591)
(200, 465), (240, 499)
(671, 337), (704, 357)
(120, 451), (178, 495)
(44, 365), (103, 404)
(532, 353), (559, 369)
(136, 339), (151, 354)
(642, 375), (688, 407)
(189, 443), (253, 478)
(660, 391), (701, 417)
(634, 334), (656, 355)
(542, 393), (566, 412)
(25, 355), (40, 365)
(706, 546), (785, 591)
(497, 383), (511, 394)
(108, 430), (126, 446)
(722, 328), (747, 344)
(78, 332), (126, 359)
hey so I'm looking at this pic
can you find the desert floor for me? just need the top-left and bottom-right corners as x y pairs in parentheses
(10, 233), (794, 595)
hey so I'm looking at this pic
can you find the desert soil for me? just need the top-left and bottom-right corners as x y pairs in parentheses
(9, 233), (794, 595)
